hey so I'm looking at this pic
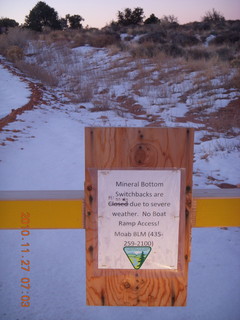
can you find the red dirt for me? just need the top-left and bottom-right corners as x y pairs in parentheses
(0, 60), (45, 131)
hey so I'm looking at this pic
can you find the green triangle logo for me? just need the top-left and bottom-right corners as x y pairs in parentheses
(123, 246), (152, 270)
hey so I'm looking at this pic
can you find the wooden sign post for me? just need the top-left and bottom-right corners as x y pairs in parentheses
(85, 127), (194, 306)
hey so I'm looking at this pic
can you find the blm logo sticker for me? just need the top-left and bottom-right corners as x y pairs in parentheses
(123, 246), (152, 270)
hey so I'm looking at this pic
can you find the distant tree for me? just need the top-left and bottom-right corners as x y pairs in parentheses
(202, 8), (225, 24)
(117, 7), (144, 26)
(25, 1), (61, 31)
(117, 8), (131, 26)
(131, 7), (145, 25)
(161, 15), (178, 24)
(144, 14), (160, 25)
(59, 18), (68, 30)
(0, 18), (19, 30)
(66, 14), (84, 29)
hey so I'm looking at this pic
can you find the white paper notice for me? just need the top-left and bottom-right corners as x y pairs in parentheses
(98, 169), (182, 270)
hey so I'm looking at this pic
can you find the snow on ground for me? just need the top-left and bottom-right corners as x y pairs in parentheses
(0, 95), (146, 191)
(0, 64), (31, 118)
(0, 227), (239, 320)
(0, 51), (240, 320)
(194, 137), (240, 187)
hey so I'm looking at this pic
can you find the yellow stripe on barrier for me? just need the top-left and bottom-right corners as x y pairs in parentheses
(194, 198), (240, 228)
(0, 189), (239, 229)
(0, 199), (83, 229)
(192, 189), (240, 228)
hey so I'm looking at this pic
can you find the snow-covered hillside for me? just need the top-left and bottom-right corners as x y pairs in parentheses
(0, 42), (239, 189)
(0, 42), (239, 320)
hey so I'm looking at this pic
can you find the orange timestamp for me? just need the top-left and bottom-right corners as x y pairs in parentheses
(20, 212), (31, 307)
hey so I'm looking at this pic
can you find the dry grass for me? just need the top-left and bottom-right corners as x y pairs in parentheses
(0, 28), (36, 56)
(69, 83), (94, 103)
(127, 42), (161, 58)
(0, 24), (238, 133)
(6, 45), (23, 62)
(107, 44), (122, 55)
(227, 68), (240, 89)
(70, 30), (121, 48)
(15, 61), (59, 87)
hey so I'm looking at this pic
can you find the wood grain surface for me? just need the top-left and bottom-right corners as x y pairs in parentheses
(85, 127), (194, 306)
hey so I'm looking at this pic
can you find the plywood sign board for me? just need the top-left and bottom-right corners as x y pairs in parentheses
(85, 127), (194, 306)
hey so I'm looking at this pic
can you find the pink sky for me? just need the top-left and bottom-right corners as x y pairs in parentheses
(0, 0), (239, 28)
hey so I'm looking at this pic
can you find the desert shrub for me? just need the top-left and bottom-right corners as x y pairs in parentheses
(4, 27), (35, 48)
(131, 41), (184, 58)
(184, 21), (211, 31)
(0, 34), (8, 54)
(210, 31), (240, 45)
(124, 25), (151, 36)
(88, 31), (120, 48)
(6, 45), (23, 61)
(159, 15), (179, 30)
(216, 47), (234, 61)
(68, 84), (94, 103)
(71, 32), (86, 47)
(129, 42), (162, 58)
(0, 27), (35, 58)
(202, 9), (225, 24)
(47, 30), (68, 42)
(71, 30), (120, 48)
(38, 29), (75, 46)
(162, 43), (184, 57)
(186, 47), (211, 60)
(227, 68), (240, 89)
(228, 20), (240, 32)
(138, 31), (166, 44)
(231, 57), (240, 68)
(170, 32), (200, 47)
